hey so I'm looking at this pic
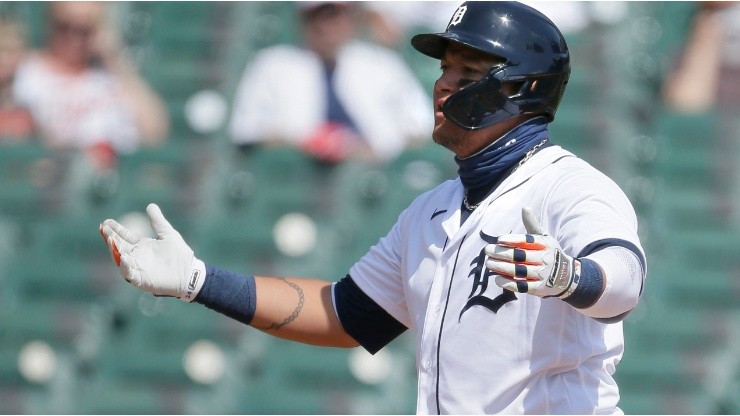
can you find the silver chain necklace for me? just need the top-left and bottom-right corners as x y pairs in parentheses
(462, 139), (548, 211)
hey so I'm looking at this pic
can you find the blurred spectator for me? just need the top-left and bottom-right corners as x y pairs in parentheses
(12, 2), (169, 168)
(662, 2), (740, 114)
(661, 2), (740, 225)
(228, 1), (432, 164)
(0, 17), (35, 140)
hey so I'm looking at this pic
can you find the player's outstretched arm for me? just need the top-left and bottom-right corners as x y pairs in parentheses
(99, 203), (358, 349)
(251, 276), (358, 347)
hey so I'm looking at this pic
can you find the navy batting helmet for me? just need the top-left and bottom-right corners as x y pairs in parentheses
(411, 1), (570, 130)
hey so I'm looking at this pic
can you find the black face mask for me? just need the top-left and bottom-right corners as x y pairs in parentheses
(442, 65), (523, 131)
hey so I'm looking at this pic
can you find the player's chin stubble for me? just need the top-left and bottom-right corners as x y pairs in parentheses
(433, 121), (466, 155)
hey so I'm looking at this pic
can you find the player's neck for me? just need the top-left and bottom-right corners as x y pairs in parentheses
(455, 117), (548, 192)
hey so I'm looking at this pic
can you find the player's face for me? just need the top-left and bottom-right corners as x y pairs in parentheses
(432, 43), (523, 158)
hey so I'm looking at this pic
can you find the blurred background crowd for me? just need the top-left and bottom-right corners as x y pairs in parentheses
(0, 1), (739, 414)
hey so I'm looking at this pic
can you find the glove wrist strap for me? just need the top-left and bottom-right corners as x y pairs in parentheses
(181, 259), (207, 302)
(561, 258), (605, 309)
(557, 258), (581, 300)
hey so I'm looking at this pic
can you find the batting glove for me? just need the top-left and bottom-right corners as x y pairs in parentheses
(484, 207), (580, 299)
(99, 203), (206, 302)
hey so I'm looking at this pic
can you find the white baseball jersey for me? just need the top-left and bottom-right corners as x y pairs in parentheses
(349, 145), (644, 414)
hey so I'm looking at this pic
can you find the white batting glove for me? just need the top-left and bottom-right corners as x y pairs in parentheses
(484, 207), (580, 299)
(99, 203), (206, 302)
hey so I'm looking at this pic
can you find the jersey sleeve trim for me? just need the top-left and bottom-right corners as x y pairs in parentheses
(333, 275), (408, 354)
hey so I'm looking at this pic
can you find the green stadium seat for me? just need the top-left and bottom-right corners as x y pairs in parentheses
(666, 268), (739, 311)
(0, 303), (66, 388)
(191, 219), (271, 272)
(192, 146), (329, 272)
(77, 379), (168, 414)
(615, 346), (703, 394)
(627, 307), (723, 352)
(652, 145), (719, 190)
(670, 228), (740, 268)
(262, 342), (358, 389)
(144, 62), (205, 101)
(618, 388), (715, 415)
(7, 254), (113, 303)
(326, 160), (394, 264)
(237, 383), (331, 415)
(0, 300), (89, 352)
(0, 143), (67, 221)
(135, 2), (216, 59)
(650, 187), (728, 232)
(247, 340), (373, 414)
(29, 216), (110, 261)
(652, 109), (719, 151)
(391, 142), (458, 180)
(229, 146), (324, 213)
(97, 341), (191, 385)
(618, 391), (666, 415)
(149, 25), (213, 59)
(124, 300), (246, 348)
(113, 144), (199, 231)
(549, 110), (593, 156)
(0, 346), (23, 387)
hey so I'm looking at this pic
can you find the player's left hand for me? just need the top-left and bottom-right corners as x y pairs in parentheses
(484, 207), (580, 299)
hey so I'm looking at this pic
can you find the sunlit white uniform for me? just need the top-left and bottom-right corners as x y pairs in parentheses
(349, 145), (645, 414)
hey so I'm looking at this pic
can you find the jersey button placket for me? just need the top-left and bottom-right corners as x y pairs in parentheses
(417, 263), (448, 398)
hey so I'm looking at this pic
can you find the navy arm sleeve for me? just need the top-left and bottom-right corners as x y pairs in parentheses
(333, 275), (408, 354)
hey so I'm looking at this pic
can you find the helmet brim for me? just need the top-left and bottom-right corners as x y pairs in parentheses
(411, 32), (508, 62)
(410, 33), (449, 59)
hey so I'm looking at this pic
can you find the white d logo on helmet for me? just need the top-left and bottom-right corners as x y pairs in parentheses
(448, 5), (467, 29)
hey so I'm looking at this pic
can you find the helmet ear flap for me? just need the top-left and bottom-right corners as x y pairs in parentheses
(514, 74), (569, 121)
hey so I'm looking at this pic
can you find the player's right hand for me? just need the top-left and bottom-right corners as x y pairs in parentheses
(485, 207), (579, 300)
(99, 203), (206, 302)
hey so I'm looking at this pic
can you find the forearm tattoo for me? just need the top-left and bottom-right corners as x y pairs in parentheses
(254, 277), (305, 332)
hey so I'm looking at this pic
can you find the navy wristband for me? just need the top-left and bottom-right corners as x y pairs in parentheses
(194, 264), (257, 326)
(563, 258), (604, 309)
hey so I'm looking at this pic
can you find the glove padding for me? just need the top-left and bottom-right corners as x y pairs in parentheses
(99, 203), (205, 302)
(485, 207), (580, 299)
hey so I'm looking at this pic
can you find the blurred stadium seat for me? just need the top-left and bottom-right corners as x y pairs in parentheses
(77, 379), (169, 414)
(114, 143), (199, 217)
(0, 142), (67, 222)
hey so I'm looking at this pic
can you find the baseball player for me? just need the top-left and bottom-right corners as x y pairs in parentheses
(100, 2), (646, 414)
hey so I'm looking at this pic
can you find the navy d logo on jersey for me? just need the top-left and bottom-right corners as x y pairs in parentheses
(447, 5), (467, 29)
(459, 231), (517, 321)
